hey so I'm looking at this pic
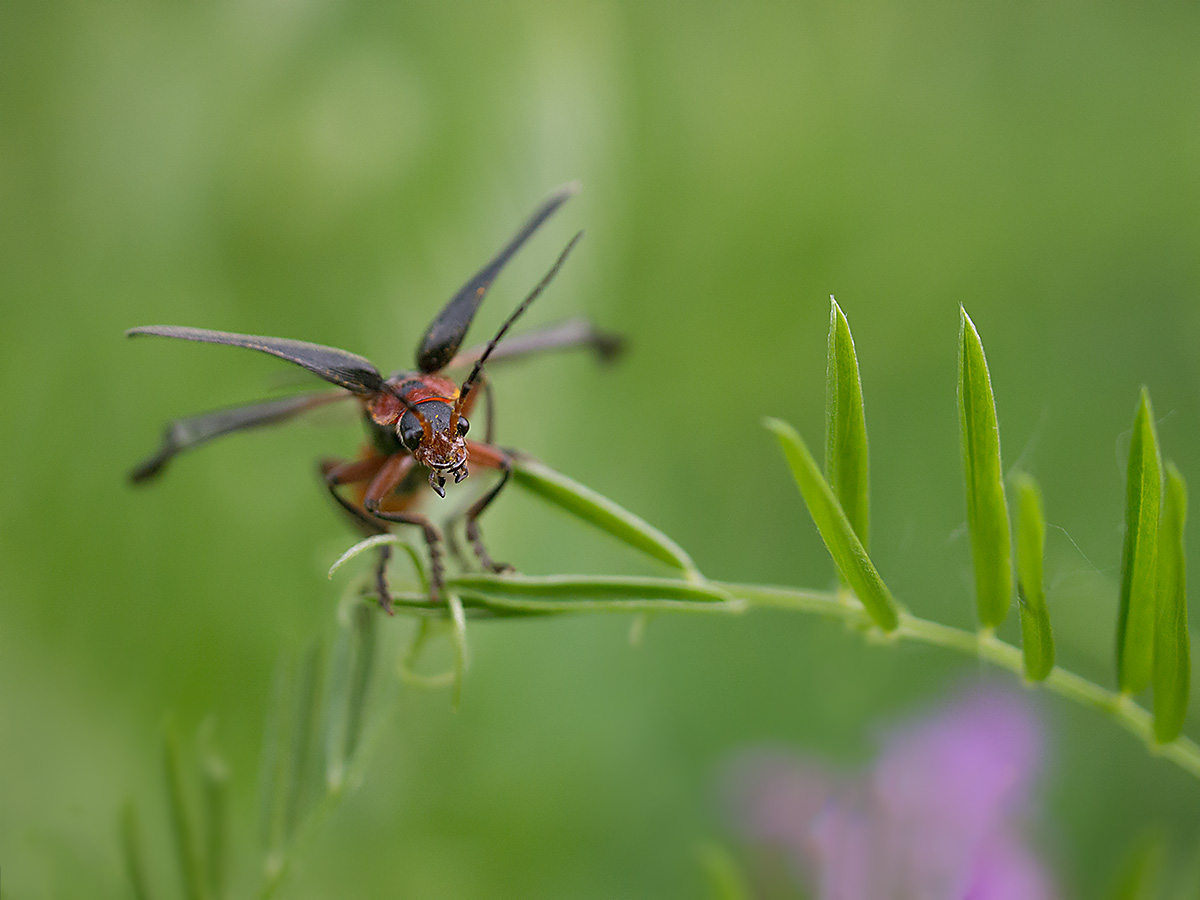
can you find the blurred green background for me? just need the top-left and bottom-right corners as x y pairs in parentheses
(3, 0), (1200, 896)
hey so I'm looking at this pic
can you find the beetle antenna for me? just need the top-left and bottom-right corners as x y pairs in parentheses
(452, 231), (584, 427)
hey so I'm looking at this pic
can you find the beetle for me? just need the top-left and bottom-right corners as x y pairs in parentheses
(128, 184), (621, 612)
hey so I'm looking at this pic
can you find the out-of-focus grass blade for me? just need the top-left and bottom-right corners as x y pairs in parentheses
(256, 659), (291, 853)
(448, 594), (468, 709)
(825, 297), (869, 551)
(512, 458), (699, 576)
(1153, 463), (1189, 742)
(198, 724), (229, 900)
(201, 756), (228, 900)
(958, 307), (1012, 630)
(284, 643), (324, 841)
(1173, 835), (1200, 900)
(120, 801), (154, 900)
(342, 602), (377, 765)
(1117, 388), (1162, 695)
(323, 617), (354, 793)
(1013, 472), (1054, 681)
(1106, 832), (1165, 900)
(765, 417), (900, 632)
(696, 842), (749, 900)
(163, 729), (207, 900)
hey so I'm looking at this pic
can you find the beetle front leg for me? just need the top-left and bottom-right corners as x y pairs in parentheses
(364, 504), (447, 602)
(461, 442), (515, 574)
(361, 453), (447, 604)
(321, 455), (399, 611)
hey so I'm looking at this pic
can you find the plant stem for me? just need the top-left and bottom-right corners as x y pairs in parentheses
(719, 581), (1200, 781)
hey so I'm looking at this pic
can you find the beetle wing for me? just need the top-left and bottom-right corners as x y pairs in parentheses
(127, 326), (385, 394)
(415, 183), (578, 373)
(130, 390), (350, 483)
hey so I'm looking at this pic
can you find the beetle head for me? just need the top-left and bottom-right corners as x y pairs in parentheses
(396, 400), (470, 497)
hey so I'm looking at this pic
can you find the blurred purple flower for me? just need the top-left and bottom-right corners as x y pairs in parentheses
(727, 687), (1058, 900)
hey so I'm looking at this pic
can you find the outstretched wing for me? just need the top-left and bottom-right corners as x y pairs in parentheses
(415, 183), (578, 374)
(129, 390), (350, 483)
(127, 326), (385, 395)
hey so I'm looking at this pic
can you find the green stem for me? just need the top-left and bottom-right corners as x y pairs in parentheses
(721, 581), (1200, 781)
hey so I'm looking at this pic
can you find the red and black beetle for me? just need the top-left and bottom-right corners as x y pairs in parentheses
(128, 184), (621, 611)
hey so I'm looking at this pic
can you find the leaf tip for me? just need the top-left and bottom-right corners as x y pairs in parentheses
(762, 416), (789, 436)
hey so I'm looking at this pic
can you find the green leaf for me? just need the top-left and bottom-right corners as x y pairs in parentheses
(1117, 388), (1163, 695)
(1153, 462), (1189, 742)
(256, 659), (291, 853)
(323, 618), (355, 793)
(198, 725), (229, 900)
(512, 458), (700, 576)
(958, 307), (1013, 630)
(283, 644), (324, 841)
(765, 417), (900, 632)
(163, 729), (207, 900)
(342, 602), (378, 765)
(1173, 834), (1200, 900)
(825, 297), (870, 550)
(1106, 831), (1165, 900)
(1013, 472), (1055, 681)
(447, 594), (468, 709)
(120, 801), (154, 900)
(696, 842), (750, 900)
(450, 573), (733, 605)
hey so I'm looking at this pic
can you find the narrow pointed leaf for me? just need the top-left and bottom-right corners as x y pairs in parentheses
(200, 749), (229, 900)
(1107, 832), (1165, 900)
(1013, 472), (1055, 681)
(1173, 835), (1200, 900)
(256, 659), (291, 852)
(283, 643), (324, 840)
(120, 802), (154, 900)
(765, 417), (900, 631)
(1117, 388), (1162, 694)
(451, 573), (729, 609)
(512, 458), (699, 575)
(342, 602), (378, 764)
(697, 842), (750, 900)
(323, 615), (356, 793)
(958, 308), (1013, 630)
(825, 297), (870, 550)
(1153, 463), (1189, 742)
(163, 730), (207, 900)
(448, 594), (468, 709)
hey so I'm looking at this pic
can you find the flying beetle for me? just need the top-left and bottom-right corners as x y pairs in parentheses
(128, 184), (621, 611)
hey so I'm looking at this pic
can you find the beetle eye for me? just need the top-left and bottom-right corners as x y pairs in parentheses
(456, 416), (470, 437)
(399, 414), (424, 451)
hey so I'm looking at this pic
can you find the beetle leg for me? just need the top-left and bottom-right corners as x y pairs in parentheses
(459, 441), (515, 574)
(361, 455), (447, 604)
(320, 455), (389, 532)
(442, 494), (474, 570)
(321, 454), (398, 611)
